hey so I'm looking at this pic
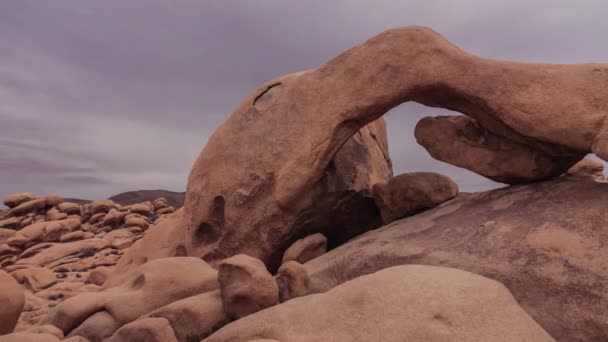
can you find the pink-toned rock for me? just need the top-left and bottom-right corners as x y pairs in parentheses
(3, 192), (34, 209)
(11, 267), (58, 291)
(123, 217), (149, 230)
(275, 261), (311, 303)
(282, 233), (327, 264)
(0, 228), (16, 244)
(89, 200), (119, 215)
(372, 172), (459, 224)
(107, 317), (177, 342)
(566, 158), (605, 181)
(218, 254), (279, 320)
(0, 217), (21, 230)
(89, 266), (112, 286)
(0, 270), (25, 334)
(57, 202), (82, 216)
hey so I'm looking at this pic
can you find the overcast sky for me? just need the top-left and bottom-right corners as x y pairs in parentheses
(1, 0), (607, 200)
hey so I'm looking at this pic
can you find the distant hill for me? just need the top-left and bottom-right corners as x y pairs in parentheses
(108, 190), (185, 208)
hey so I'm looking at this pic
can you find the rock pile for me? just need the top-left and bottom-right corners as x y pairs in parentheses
(0, 193), (176, 333)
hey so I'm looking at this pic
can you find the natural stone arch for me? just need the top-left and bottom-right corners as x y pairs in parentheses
(183, 26), (607, 266)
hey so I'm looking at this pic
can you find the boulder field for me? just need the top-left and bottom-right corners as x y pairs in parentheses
(1, 26), (608, 341)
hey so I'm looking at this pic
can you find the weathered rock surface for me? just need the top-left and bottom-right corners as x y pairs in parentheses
(305, 177), (608, 342)
(107, 317), (177, 342)
(42, 257), (218, 339)
(0, 270), (25, 335)
(372, 172), (459, 224)
(281, 233), (327, 264)
(182, 25), (607, 267)
(144, 290), (228, 342)
(415, 115), (583, 184)
(204, 265), (554, 342)
(218, 254), (278, 320)
(275, 261), (311, 303)
(3, 193), (35, 209)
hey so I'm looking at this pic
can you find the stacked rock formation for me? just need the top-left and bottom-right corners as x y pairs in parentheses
(0, 193), (176, 333)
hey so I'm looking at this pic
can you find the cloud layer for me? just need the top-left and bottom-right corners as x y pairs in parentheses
(1, 0), (607, 199)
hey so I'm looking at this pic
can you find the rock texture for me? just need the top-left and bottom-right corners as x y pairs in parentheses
(218, 254), (278, 320)
(305, 177), (608, 342)
(185, 118), (392, 268)
(0, 192), (180, 333)
(372, 172), (459, 224)
(281, 233), (327, 264)
(566, 157), (605, 181)
(183, 25), (607, 267)
(42, 257), (218, 339)
(0, 270), (25, 335)
(204, 265), (554, 342)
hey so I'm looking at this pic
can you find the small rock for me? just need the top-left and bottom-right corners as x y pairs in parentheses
(218, 254), (279, 320)
(372, 172), (459, 224)
(276, 261), (311, 302)
(282, 233), (328, 264)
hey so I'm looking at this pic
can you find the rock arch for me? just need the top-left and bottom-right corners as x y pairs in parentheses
(182, 26), (606, 266)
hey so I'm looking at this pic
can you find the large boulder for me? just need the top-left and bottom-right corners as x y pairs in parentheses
(372, 172), (459, 224)
(204, 265), (554, 342)
(181, 26), (605, 269)
(305, 177), (608, 342)
(0, 270), (25, 335)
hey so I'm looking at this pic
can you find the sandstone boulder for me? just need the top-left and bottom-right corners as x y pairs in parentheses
(11, 267), (58, 291)
(89, 200), (119, 215)
(566, 157), (605, 181)
(145, 290), (228, 342)
(107, 317), (177, 342)
(415, 115), (583, 184)
(305, 177), (608, 342)
(43, 257), (219, 338)
(204, 265), (554, 342)
(58, 202), (82, 216)
(3, 192), (34, 209)
(275, 261), (310, 303)
(372, 172), (459, 224)
(0, 270), (25, 335)
(178, 26), (607, 268)
(218, 254), (278, 320)
(281, 233), (327, 264)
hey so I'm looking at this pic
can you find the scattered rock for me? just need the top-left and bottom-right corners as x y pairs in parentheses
(218, 254), (278, 320)
(372, 172), (459, 224)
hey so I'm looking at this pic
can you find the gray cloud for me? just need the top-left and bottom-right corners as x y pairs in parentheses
(1, 0), (607, 200)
